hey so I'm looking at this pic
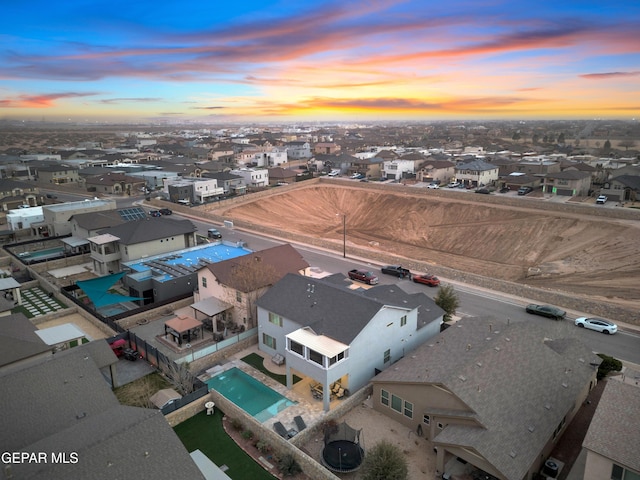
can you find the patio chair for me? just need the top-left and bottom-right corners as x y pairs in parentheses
(273, 421), (289, 439)
(294, 415), (307, 432)
(336, 388), (345, 399)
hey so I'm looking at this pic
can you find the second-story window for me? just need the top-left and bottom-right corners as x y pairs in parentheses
(384, 349), (391, 364)
(202, 277), (207, 288)
(268, 312), (283, 327)
(236, 291), (242, 302)
(400, 315), (407, 327)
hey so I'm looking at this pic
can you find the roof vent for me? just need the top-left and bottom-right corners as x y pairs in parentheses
(458, 375), (467, 382)
(476, 362), (482, 367)
(561, 382), (568, 388)
(545, 403), (552, 410)
(528, 425), (535, 433)
(504, 337), (510, 341)
(494, 346), (501, 351)
(509, 451), (517, 458)
(579, 358), (585, 363)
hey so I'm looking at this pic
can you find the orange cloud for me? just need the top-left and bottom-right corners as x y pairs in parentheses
(0, 92), (99, 108)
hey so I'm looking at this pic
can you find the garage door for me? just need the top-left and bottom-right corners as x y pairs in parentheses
(555, 188), (573, 196)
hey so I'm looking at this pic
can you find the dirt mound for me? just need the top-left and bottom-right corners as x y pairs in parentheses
(221, 185), (640, 308)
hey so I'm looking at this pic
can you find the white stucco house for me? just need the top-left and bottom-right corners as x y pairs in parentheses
(256, 273), (444, 411)
(230, 167), (269, 188)
(455, 159), (499, 187)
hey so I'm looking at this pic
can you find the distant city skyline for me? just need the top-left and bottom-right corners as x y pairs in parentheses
(1, 0), (639, 123)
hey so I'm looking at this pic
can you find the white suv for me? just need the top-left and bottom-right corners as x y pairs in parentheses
(596, 195), (607, 204)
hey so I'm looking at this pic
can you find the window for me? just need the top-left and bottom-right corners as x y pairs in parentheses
(236, 291), (242, 302)
(437, 422), (444, 429)
(423, 414), (430, 425)
(400, 315), (407, 327)
(381, 389), (389, 407)
(201, 277), (207, 288)
(309, 349), (323, 366)
(268, 312), (283, 327)
(384, 349), (391, 363)
(262, 333), (276, 349)
(290, 340), (304, 356)
(612, 464), (640, 480)
(391, 395), (402, 413)
(329, 351), (345, 366)
(404, 401), (413, 418)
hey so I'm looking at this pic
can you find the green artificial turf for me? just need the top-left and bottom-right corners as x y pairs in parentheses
(174, 410), (277, 480)
(240, 353), (301, 385)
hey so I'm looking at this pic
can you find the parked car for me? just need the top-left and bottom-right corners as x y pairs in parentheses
(499, 186), (510, 193)
(448, 182), (461, 188)
(348, 269), (379, 285)
(518, 186), (533, 196)
(122, 348), (140, 361)
(149, 210), (162, 217)
(207, 228), (222, 239)
(412, 274), (440, 287)
(525, 304), (566, 320)
(381, 265), (411, 278)
(574, 317), (617, 334)
(596, 195), (608, 204)
(159, 208), (172, 215)
(475, 188), (490, 194)
(427, 183), (440, 189)
(328, 169), (340, 177)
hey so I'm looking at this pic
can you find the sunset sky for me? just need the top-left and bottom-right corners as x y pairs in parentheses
(1, 0), (639, 123)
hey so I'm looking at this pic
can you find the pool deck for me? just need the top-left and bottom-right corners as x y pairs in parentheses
(218, 344), (335, 433)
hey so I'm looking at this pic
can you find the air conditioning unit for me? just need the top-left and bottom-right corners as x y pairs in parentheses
(543, 459), (559, 478)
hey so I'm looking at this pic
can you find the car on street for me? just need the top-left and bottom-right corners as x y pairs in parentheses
(159, 208), (172, 215)
(149, 210), (162, 217)
(447, 182), (460, 188)
(381, 265), (411, 278)
(525, 304), (566, 320)
(207, 228), (222, 239)
(427, 183), (440, 189)
(518, 186), (533, 196)
(596, 195), (608, 204)
(499, 186), (510, 193)
(574, 317), (617, 334)
(475, 188), (491, 194)
(412, 274), (440, 287)
(348, 269), (379, 285)
(328, 169), (340, 177)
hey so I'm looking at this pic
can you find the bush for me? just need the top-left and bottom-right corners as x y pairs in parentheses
(361, 440), (408, 480)
(278, 454), (302, 477)
(597, 353), (622, 380)
(256, 439), (271, 453)
(241, 429), (254, 440)
(230, 418), (243, 431)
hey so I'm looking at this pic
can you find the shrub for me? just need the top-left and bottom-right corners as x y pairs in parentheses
(230, 418), (243, 431)
(597, 353), (622, 380)
(241, 429), (254, 440)
(278, 454), (302, 477)
(361, 440), (408, 480)
(256, 439), (271, 453)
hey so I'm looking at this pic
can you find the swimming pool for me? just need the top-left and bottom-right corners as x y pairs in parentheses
(207, 367), (296, 422)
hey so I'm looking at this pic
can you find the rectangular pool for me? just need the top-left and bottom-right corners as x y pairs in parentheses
(207, 367), (296, 423)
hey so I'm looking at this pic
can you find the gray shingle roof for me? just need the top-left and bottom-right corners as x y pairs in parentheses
(373, 317), (600, 480)
(257, 274), (442, 344)
(455, 159), (498, 171)
(98, 217), (197, 245)
(583, 380), (640, 473)
(0, 313), (50, 368)
(545, 170), (591, 180)
(71, 210), (125, 230)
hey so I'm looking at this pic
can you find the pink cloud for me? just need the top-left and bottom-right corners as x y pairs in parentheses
(580, 71), (640, 80)
(0, 92), (99, 108)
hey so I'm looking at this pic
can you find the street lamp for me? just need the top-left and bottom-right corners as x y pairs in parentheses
(336, 213), (346, 258)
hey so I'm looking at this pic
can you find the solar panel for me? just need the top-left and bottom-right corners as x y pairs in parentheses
(118, 207), (147, 221)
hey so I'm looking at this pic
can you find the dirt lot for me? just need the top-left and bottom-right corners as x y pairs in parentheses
(217, 184), (640, 311)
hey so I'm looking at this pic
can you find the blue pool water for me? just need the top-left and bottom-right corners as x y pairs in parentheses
(207, 367), (296, 422)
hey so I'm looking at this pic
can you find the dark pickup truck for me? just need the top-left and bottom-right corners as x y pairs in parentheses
(381, 265), (411, 278)
(348, 269), (379, 285)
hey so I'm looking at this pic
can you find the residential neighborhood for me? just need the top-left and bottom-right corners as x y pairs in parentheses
(0, 120), (638, 480)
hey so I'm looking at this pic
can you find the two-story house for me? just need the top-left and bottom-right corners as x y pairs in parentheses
(35, 165), (80, 184)
(85, 172), (146, 195)
(382, 153), (426, 180)
(372, 317), (601, 480)
(253, 147), (288, 167)
(230, 167), (269, 188)
(88, 217), (197, 275)
(194, 244), (310, 331)
(583, 380), (640, 480)
(0, 179), (40, 210)
(201, 171), (246, 196)
(543, 170), (592, 196)
(455, 159), (500, 187)
(285, 141), (312, 160)
(41, 199), (117, 236)
(256, 273), (444, 411)
(599, 165), (640, 203)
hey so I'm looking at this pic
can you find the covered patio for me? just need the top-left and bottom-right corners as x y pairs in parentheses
(164, 314), (203, 347)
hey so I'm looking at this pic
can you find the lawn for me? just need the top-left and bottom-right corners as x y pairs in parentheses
(174, 410), (277, 480)
(241, 353), (301, 385)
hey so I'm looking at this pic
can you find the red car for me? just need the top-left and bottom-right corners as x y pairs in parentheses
(413, 274), (440, 287)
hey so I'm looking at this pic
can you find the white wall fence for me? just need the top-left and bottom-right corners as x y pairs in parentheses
(175, 327), (257, 364)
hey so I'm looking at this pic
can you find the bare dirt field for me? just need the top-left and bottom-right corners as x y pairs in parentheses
(217, 184), (640, 311)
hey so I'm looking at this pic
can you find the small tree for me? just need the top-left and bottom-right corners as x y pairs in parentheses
(596, 353), (622, 380)
(165, 360), (195, 395)
(434, 284), (460, 322)
(361, 440), (408, 480)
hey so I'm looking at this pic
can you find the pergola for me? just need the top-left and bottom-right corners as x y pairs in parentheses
(164, 314), (203, 346)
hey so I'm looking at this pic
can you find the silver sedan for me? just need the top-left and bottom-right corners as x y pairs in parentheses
(575, 317), (618, 334)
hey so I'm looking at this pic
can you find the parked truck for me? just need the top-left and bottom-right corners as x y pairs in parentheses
(348, 269), (379, 285)
(380, 265), (411, 278)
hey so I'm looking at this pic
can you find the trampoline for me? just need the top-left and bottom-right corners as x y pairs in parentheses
(321, 421), (365, 473)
